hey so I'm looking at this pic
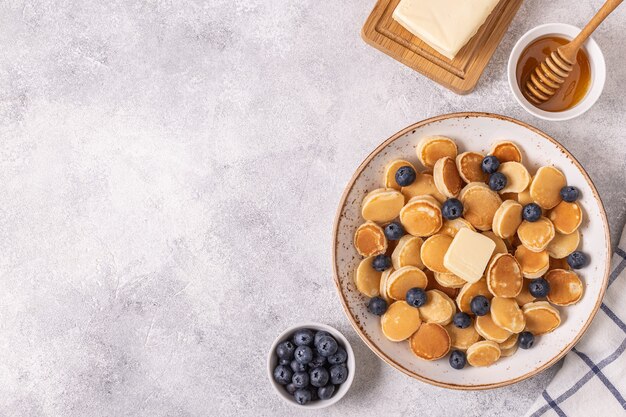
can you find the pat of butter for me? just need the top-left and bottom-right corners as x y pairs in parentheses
(443, 228), (495, 283)
(392, 0), (501, 60)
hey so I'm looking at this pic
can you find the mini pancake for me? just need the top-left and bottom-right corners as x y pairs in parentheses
(500, 344), (518, 357)
(475, 314), (512, 343)
(517, 185), (534, 206)
(530, 166), (566, 210)
(379, 268), (394, 303)
(456, 279), (493, 314)
(384, 159), (417, 190)
(440, 217), (476, 237)
(416, 136), (458, 168)
(549, 257), (571, 271)
(391, 235), (424, 270)
(523, 301), (561, 335)
(456, 151), (488, 183)
(515, 245), (549, 279)
(409, 322), (451, 360)
(387, 266), (428, 300)
(547, 230), (580, 259)
(498, 162), (531, 194)
(354, 256), (382, 297)
(549, 201), (583, 234)
(362, 188), (405, 223)
(433, 156), (463, 198)
(420, 233), (453, 273)
(466, 340), (501, 367)
(491, 297), (525, 333)
(401, 173), (446, 203)
(400, 195), (443, 237)
(492, 200), (523, 239)
(482, 231), (508, 256)
(499, 333), (518, 350)
(425, 269), (459, 299)
(489, 141), (522, 163)
(434, 272), (466, 288)
(486, 253), (523, 298)
(515, 279), (537, 306)
(459, 182), (503, 231)
(445, 321), (481, 350)
(418, 290), (456, 325)
(545, 269), (584, 306)
(517, 217), (555, 252)
(381, 301), (422, 342)
(354, 221), (388, 257)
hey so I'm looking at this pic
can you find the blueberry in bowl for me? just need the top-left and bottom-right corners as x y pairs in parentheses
(268, 323), (355, 408)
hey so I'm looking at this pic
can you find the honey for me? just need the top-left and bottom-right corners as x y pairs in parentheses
(516, 36), (591, 112)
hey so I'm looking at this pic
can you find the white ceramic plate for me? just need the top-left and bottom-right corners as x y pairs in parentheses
(332, 113), (610, 390)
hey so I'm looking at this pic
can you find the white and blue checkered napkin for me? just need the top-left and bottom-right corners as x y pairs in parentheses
(524, 226), (626, 417)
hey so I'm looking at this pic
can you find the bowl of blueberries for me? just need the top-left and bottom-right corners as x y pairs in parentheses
(268, 323), (355, 408)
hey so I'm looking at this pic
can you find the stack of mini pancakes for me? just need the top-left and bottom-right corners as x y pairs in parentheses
(353, 137), (584, 367)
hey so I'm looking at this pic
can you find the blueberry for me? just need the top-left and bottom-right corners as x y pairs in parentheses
(481, 155), (500, 174)
(310, 386), (319, 401)
(372, 254), (392, 272)
(290, 359), (307, 373)
(314, 331), (332, 346)
(294, 345), (313, 364)
(470, 295), (490, 316)
(293, 329), (314, 346)
(316, 336), (338, 357)
(442, 198), (464, 220)
(519, 331), (535, 349)
(276, 340), (296, 360)
(567, 251), (588, 269)
(308, 353), (327, 369)
(368, 297), (388, 315)
(560, 186), (579, 202)
(309, 366), (330, 387)
(395, 166), (417, 187)
(329, 364), (348, 385)
(273, 365), (293, 385)
(292, 371), (309, 389)
(449, 350), (467, 370)
(327, 347), (347, 365)
(279, 358), (290, 366)
(523, 203), (542, 222)
(384, 222), (404, 241)
(489, 172), (507, 191)
(529, 278), (550, 297)
(453, 312), (471, 329)
(318, 384), (336, 400)
(406, 287), (427, 308)
(285, 383), (297, 394)
(293, 388), (312, 405)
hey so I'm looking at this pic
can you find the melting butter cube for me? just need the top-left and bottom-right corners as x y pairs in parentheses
(443, 228), (495, 283)
(392, 0), (501, 60)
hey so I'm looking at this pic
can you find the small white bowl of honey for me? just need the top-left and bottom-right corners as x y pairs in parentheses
(507, 23), (606, 121)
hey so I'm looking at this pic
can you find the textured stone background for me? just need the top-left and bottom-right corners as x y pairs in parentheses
(0, 1), (624, 416)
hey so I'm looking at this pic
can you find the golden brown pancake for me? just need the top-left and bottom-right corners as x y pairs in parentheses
(492, 200), (523, 239)
(362, 188), (405, 223)
(515, 245), (549, 279)
(409, 322), (451, 360)
(545, 269), (584, 306)
(445, 321), (482, 350)
(530, 166), (566, 210)
(491, 297), (526, 333)
(457, 278), (493, 313)
(418, 290), (456, 325)
(426, 269), (459, 299)
(498, 162), (531, 194)
(381, 301), (422, 342)
(401, 172), (447, 203)
(387, 266), (428, 300)
(354, 221), (387, 257)
(400, 195), (443, 237)
(499, 333), (518, 350)
(547, 230), (580, 259)
(420, 233), (453, 273)
(379, 268), (394, 303)
(354, 256), (382, 297)
(517, 217), (555, 252)
(384, 159), (417, 190)
(515, 279), (537, 307)
(482, 231), (509, 256)
(486, 253), (523, 298)
(416, 136), (458, 168)
(467, 340), (501, 367)
(433, 156), (464, 198)
(391, 235), (424, 270)
(489, 141), (522, 163)
(460, 182), (502, 231)
(434, 272), (466, 288)
(549, 201), (583, 234)
(475, 314), (512, 343)
(456, 152), (488, 183)
(523, 301), (561, 335)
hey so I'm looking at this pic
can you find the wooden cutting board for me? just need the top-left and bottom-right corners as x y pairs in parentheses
(361, 0), (524, 94)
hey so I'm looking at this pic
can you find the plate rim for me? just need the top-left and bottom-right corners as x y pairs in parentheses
(331, 111), (611, 390)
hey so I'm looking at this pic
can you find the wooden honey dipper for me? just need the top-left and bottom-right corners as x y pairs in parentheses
(525, 0), (623, 104)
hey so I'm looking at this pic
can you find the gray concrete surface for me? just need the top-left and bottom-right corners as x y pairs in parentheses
(0, 0), (624, 416)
